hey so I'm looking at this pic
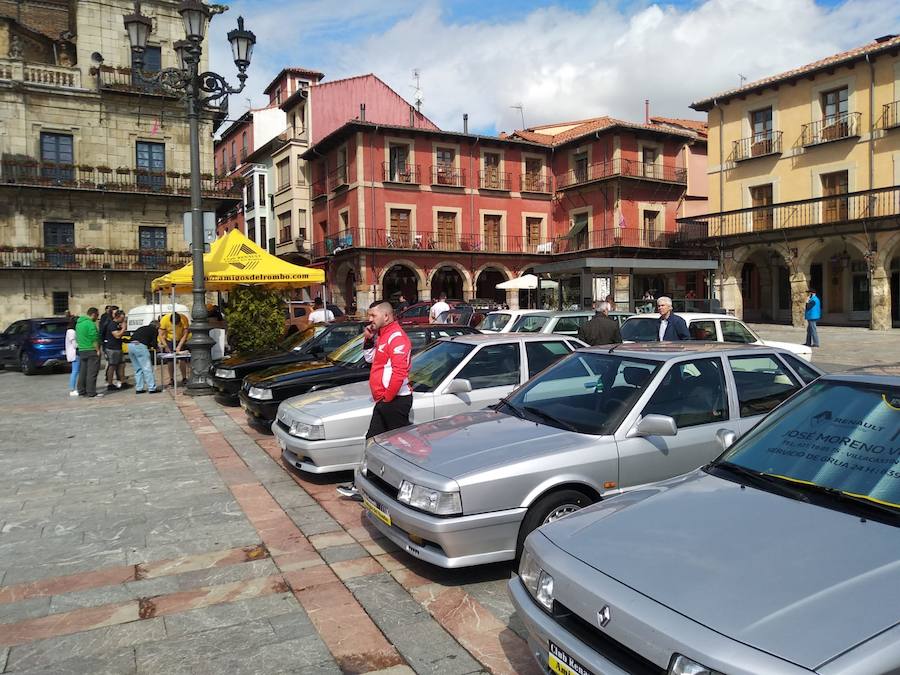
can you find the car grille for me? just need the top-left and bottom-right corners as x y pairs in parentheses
(551, 601), (665, 675)
(366, 472), (399, 500)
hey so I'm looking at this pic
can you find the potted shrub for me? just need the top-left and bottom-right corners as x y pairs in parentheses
(116, 167), (130, 175)
(96, 166), (113, 174)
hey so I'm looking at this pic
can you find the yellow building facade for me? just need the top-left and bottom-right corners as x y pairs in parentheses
(685, 35), (900, 329)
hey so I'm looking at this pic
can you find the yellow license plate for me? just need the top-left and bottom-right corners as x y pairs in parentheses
(363, 494), (392, 527)
(548, 641), (594, 675)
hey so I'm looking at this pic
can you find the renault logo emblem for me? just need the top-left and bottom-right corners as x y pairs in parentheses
(379, 464), (385, 476)
(597, 605), (611, 628)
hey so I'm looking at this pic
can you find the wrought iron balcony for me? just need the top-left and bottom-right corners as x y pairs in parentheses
(430, 165), (465, 187)
(675, 185), (900, 241)
(312, 229), (355, 258)
(0, 159), (241, 198)
(0, 248), (190, 271)
(520, 173), (551, 193)
(549, 227), (695, 254)
(556, 159), (687, 189)
(381, 162), (421, 185)
(311, 179), (327, 199)
(880, 101), (900, 130)
(327, 165), (349, 191)
(91, 65), (175, 97)
(733, 131), (783, 161)
(801, 112), (861, 146)
(478, 170), (511, 191)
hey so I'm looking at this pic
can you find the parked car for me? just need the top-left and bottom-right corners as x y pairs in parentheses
(355, 343), (824, 568)
(273, 333), (585, 475)
(239, 325), (479, 430)
(510, 368), (897, 675)
(397, 300), (467, 325)
(476, 309), (547, 333)
(510, 311), (594, 336)
(621, 312), (813, 360)
(0, 317), (69, 374)
(209, 321), (365, 402)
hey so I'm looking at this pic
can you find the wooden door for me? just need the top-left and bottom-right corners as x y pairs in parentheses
(390, 209), (411, 247)
(484, 214), (501, 251)
(436, 212), (456, 249)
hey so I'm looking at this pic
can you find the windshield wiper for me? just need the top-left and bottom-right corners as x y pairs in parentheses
(494, 396), (525, 420)
(522, 405), (579, 432)
(778, 480), (900, 519)
(711, 462), (811, 503)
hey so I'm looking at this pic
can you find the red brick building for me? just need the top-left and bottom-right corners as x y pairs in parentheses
(304, 115), (709, 311)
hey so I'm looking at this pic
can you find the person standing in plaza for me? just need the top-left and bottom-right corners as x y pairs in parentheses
(103, 309), (128, 391)
(804, 288), (821, 348)
(308, 297), (334, 323)
(158, 311), (190, 387)
(337, 301), (412, 500)
(395, 293), (409, 314)
(577, 301), (622, 345)
(75, 307), (103, 398)
(655, 296), (690, 341)
(65, 315), (79, 397)
(129, 318), (160, 394)
(430, 293), (450, 322)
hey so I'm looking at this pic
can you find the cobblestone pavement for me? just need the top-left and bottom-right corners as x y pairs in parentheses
(0, 327), (896, 674)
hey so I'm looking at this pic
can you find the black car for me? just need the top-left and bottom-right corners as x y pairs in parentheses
(0, 317), (69, 374)
(238, 324), (479, 429)
(209, 321), (367, 402)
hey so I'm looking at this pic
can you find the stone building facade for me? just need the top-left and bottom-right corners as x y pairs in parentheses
(0, 0), (237, 327)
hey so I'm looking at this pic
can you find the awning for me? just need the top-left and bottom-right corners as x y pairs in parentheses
(566, 215), (588, 239)
(152, 229), (325, 292)
(496, 274), (559, 290)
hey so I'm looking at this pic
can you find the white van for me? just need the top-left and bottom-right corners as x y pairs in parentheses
(126, 304), (190, 332)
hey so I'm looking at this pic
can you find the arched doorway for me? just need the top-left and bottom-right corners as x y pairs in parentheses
(740, 250), (791, 322)
(431, 266), (463, 300)
(382, 264), (419, 304)
(806, 240), (870, 324)
(343, 269), (357, 314)
(474, 268), (507, 304)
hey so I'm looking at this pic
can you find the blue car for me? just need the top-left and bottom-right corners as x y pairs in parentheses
(0, 318), (69, 375)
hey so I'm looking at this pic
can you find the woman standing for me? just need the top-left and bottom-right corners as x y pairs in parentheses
(65, 316), (79, 397)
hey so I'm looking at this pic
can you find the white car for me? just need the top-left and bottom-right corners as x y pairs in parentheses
(476, 309), (547, 333)
(272, 334), (585, 474)
(621, 313), (812, 360)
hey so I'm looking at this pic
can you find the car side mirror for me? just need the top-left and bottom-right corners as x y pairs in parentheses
(444, 378), (472, 396)
(716, 428), (737, 451)
(632, 414), (677, 437)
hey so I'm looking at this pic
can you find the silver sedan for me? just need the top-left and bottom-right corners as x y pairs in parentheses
(355, 343), (823, 568)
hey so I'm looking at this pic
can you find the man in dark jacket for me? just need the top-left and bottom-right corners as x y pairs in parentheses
(655, 296), (690, 341)
(577, 301), (622, 345)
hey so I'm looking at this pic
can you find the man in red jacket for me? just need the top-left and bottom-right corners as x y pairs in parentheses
(338, 301), (412, 500)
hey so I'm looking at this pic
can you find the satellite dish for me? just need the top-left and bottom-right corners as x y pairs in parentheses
(91, 52), (104, 65)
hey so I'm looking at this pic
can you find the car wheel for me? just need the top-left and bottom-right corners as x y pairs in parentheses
(20, 352), (37, 375)
(516, 489), (593, 561)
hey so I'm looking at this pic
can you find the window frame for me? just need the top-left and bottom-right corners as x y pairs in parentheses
(455, 341), (523, 390)
(728, 354), (802, 418)
(642, 356), (730, 429)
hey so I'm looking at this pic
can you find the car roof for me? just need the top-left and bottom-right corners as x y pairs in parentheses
(577, 342), (795, 359)
(520, 311), (594, 318)
(442, 333), (574, 345)
(625, 313), (734, 321)
(30, 317), (68, 322)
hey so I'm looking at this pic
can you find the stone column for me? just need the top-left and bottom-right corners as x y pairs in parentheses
(418, 286), (432, 303)
(507, 289), (519, 310)
(870, 265), (891, 330)
(719, 261), (743, 317)
(789, 270), (809, 328)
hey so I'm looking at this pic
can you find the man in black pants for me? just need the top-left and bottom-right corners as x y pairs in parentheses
(337, 301), (413, 500)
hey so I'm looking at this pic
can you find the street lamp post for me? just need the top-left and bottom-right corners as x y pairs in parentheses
(124, 0), (255, 395)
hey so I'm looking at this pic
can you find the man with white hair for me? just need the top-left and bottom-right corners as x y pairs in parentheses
(577, 300), (622, 345)
(655, 296), (690, 341)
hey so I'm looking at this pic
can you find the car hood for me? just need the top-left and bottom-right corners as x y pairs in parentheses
(219, 348), (305, 373)
(245, 359), (351, 387)
(281, 380), (373, 423)
(376, 410), (587, 478)
(540, 470), (900, 669)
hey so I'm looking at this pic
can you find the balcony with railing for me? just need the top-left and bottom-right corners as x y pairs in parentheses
(733, 131), (783, 161)
(0, 159), (241, 198)
(0, 58), (82, 89)
(556, 158), (687, 189)
(311, 179), (327, 199)
(520, 173), (551, 193)
(676, 185), (900, 241)
(91, 65), (176, 97)
(801, 112), (861, 146)
(479, 170), (511, 191)
(0, 247), (190, 271)
(381, 162), (421, 185)
(312, 229), (356, 259)
(327, 165), (349, 191)
(550, 227), (695, 254)
(430, 165), (465, 188)
(880, 101), (900, 130)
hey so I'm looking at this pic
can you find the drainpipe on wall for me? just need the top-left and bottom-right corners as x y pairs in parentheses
(715, 98), (725, 307)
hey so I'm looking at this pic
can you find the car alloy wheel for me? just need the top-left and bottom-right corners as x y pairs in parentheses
(542, 504), (582, 525)
(516, 488), (593, 561)
(20, 352), (36, 375)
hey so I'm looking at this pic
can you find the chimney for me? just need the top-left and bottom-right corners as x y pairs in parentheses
(645, 99), (650, 124)
(360, 103), (366, 122)
(409, 105), (415, 127)
(463, 113), (468, 134)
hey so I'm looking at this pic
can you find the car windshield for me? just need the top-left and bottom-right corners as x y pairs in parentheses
(408, 341), (474, 392)
(717, 380), (900, 515)
(327, 334), (365, 364)
(278, 325), (320, 351)
(621, 318), (659, 342)
(512, 315), (549, 333)
(478, 313), (511, 331)
(503, 352), (661, 434)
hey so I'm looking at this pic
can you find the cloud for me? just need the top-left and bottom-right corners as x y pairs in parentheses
(208, 0), (900, 134)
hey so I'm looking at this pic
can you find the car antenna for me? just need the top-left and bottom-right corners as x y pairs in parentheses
(607, 344), (623, 354)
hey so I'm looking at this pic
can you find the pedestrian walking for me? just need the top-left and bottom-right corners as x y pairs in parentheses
(65, 315), (79, 397)
(337, 301), (412, 501)
(75, 307), (103, 398)
(430, 293), (450, 322)
(655, 296), (690, 341)
(308, 297), (335, 323)
(577, 301), (622, 345)
(804, 288), (821, 348)
(103, 309), (129, 391)
(129, 319), (160, 394)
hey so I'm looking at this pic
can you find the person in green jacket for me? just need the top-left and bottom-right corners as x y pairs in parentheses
(75, 307), (103, 398)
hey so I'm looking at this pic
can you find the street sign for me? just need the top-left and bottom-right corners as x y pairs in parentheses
(182, 211), (216, 245)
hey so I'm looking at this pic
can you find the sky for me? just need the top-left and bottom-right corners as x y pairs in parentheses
(208, 0), (900, 135)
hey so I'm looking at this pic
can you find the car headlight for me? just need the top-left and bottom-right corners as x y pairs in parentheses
(215, 368), (235, 379)
(397, 479), (461, 515)
(359, 456), (368, 477)
(519, 549), (554, 611)
(288, 420), (325, 440)
(668, 654), (722, 675)
(247, 386), (273, 400)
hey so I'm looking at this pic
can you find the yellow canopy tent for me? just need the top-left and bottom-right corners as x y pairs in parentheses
(151, 228), (324, 292)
